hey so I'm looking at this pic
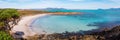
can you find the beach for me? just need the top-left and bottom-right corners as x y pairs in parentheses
(11, 14), (47, 38)
(10, 12), (81, 38)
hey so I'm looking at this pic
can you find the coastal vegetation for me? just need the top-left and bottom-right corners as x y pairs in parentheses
(18, 10), (49, 16)
(18, 10), (79, 16)
(0, 31), (13, 40)
(0, 8), (19, 30)
(0, 8), (20, 40)
(0, 8), (120, 40)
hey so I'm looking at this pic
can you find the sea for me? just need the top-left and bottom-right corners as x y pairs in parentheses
(31, 9), (120, 33)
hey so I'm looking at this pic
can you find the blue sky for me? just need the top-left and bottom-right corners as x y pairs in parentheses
(0, 0), (120, 9)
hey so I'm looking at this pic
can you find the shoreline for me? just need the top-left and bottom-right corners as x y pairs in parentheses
(9, 13), (120, 40)
(11, 14), (48, 38)
(10, 12), (81, 39)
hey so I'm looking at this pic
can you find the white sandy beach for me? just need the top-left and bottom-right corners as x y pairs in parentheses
(11, 14), (47, 38)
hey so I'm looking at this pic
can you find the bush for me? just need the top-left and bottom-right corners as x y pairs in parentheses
(0, 8), (20, 30)
(0, 22), (4, 30)
(0, 22), (4, 27)
(0, 31), (13, 40)
(0, 8), (20, 21)
(0, 8), (20, 40)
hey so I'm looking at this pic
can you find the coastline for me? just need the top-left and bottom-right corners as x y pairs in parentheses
(10, 12), (81, 39)
(9, 12), (120, 40)
(11, 14), (48, 38)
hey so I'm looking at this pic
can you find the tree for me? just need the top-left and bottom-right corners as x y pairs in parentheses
(0, 8), (20, 40)
(0, 8), (20, 30)
(0, 8), (20, 21)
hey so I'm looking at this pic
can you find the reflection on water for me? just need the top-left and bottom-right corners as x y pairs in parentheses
(31, 10), (120, 33)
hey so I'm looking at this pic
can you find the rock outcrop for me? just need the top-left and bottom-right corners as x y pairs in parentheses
(35, 25), (120, 40)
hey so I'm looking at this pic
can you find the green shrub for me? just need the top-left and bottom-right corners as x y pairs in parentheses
(0, 8), (20, 40)
(0, 22), (4, 30)
(0, 31), (13, 40)
(0, 8), (20, 21)
(0, 22), (4, 26)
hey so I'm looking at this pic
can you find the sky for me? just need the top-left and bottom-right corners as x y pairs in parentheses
(0, 0), (120, 9)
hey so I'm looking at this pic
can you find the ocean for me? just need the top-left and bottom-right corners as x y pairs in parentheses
(31, 9), (120, 33)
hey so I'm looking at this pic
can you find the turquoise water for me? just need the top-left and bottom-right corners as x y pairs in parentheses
(31, 10), (120, 33)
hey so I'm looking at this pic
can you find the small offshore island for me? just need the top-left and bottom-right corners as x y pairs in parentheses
(0, 8), (120, 40)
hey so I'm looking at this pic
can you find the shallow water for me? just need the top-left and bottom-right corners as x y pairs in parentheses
(31, 10), (120, 33)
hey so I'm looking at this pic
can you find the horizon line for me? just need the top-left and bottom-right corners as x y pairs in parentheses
(0, 7), (120, 10)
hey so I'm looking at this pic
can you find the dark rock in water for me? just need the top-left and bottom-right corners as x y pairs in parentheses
(12, 31), (25, 40)
(15, 31), (24, 35)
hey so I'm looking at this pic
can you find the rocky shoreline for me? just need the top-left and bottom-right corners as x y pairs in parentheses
(9, 13), (120, 40)
(29, 25), (120, 40)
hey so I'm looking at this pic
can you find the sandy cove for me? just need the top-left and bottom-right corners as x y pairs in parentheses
(11, 14), (48, 38)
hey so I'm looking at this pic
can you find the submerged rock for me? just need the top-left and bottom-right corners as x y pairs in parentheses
(12, 31), (24, 40)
